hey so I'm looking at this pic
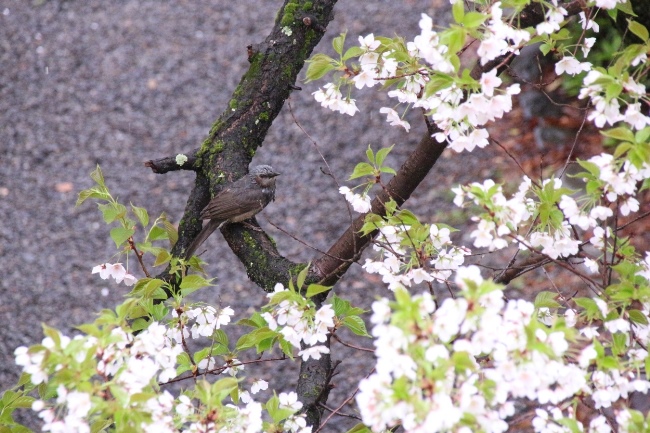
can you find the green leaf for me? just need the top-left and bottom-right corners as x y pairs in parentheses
(110, 226), (134, 248)
(462, 11), (487, 28)
(365, 146), (375, 165)
(534, 291), (561, 309)
(605, 81), (622, 101)
(153, 250), (171, 267)
(574, 297), (603, 320)
(148, 226), (168, 242)
(236, 327), (277, 351)
(379, 166), (396, 175)
(635, 127), (650, 143)
(306, 284), (331, 298)
(628, 20), (649, 41)
(628, 309), (649, 325)
(452, 0), (464, 23)
(162, 219), (178, 247)
(99, 202), (127, 224)
(131, 204), (149, 227)
(601, 126), (635, 142)
(343, 316), (370, 337)
(342, 46), (364, 61)
(539, 43), (551, 56)
(617, 1), (636, 17)
(90, 165), (105, 187)
(296, 264), (309, 290)
(332, 294), (351, 316)
(305, 54), (336, 82)
(375, 145), (394, 167)
(332, 33), (346, 56)
(180, 274), (212, 293)
(76, 187), (108, 207)
(345, 424), (373, 433)
(140, 278), (166, 298)
(349, 162), (376, 180)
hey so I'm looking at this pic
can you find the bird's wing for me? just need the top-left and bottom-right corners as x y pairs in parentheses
(200, 184), (264, 221)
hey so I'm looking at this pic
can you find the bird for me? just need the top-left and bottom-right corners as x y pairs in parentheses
(184, 165), (280, 259)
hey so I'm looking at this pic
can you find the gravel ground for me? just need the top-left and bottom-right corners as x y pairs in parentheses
(0, 1), (495, 430)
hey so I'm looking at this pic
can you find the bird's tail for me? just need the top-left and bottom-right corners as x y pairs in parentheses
(184, 219), (222, 259)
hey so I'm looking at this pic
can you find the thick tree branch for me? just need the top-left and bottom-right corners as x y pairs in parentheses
(144, 151), (199, 173)
(148, 0), (337, 291)
(312, 125), (446, 285)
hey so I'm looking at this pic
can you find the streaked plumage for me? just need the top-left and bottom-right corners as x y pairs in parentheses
(184, 165), (280, 258)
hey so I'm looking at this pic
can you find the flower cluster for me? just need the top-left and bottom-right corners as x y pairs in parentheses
(92, 262), (137, 286)
(356, 266), (650, 433)
(579, 70), (649, 130)
(454, 177), (535, 252)
(477, 2), (530, 64)
(352, 33), (399, 90)
(339, 186), (372, 213)
(15, 322), (184, 431)
(31, 385), (92, 433)
(363, 224), (469, 290)
(312, 83), (359, 116)
(261, 284), (334, 361)
(170, 305), (234, 340)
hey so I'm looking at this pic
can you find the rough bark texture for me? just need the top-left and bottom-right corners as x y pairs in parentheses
(146, 0), (338, 291)
(312, 125), (446, 285)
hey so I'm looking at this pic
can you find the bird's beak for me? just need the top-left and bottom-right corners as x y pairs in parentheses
(272, 171), (281, 177)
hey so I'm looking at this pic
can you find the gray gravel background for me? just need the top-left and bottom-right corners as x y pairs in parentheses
(0, 1), (497, 430)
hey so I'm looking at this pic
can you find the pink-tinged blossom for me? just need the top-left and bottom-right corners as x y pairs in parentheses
(594, 0), (625, 9)
(339, 186), (372, 213)
(579, 12), (599, 32)
(251, 379), (268, 394)
(582, 37), (596, 57)
(353, 69), (377, 89)
(624, 103), (650, 130)
(479, 69), (502, 97)
(583, 258), (599, 274)
(312, 83), (359, 116)
(555, 56), (591, 76)
(359, 33), (380, 52)
(535, 2), (567, 35)
(379, 107), (411, 132)
(298, 344), (330, 361)
(92, 262), (137, 286)
(279, 392), (303, 411)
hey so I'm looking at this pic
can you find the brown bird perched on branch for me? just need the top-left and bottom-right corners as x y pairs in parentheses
(184, 165), (280, 259)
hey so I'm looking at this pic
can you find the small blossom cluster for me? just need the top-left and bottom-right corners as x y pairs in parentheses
(453, 164), (648, 260)
(586, 153), (649, 213)
(356, 266), (650, 433)
(278, 392), (312, 433)
(579, 70), (649, 130)
(97, 322), (183, 386)
(170, 305), (234, 340)
(352, 33), (399, 90)
(429, 71), (521, 153)
(15, 323), (184, 431)
(453, 177), (537, 253)
(215, 400), (264, 433)
(339, 186), (372, 213)
(92, 262), (137, 286)
(363, 224), (470, 290)
(261, 283), (334, 361)
(312, 83), (359, 116)
(478, 2), (530, 65)
(31, 385), (92, 433)
(535, 0), (568, 35)
(167, 305), (235, 370)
